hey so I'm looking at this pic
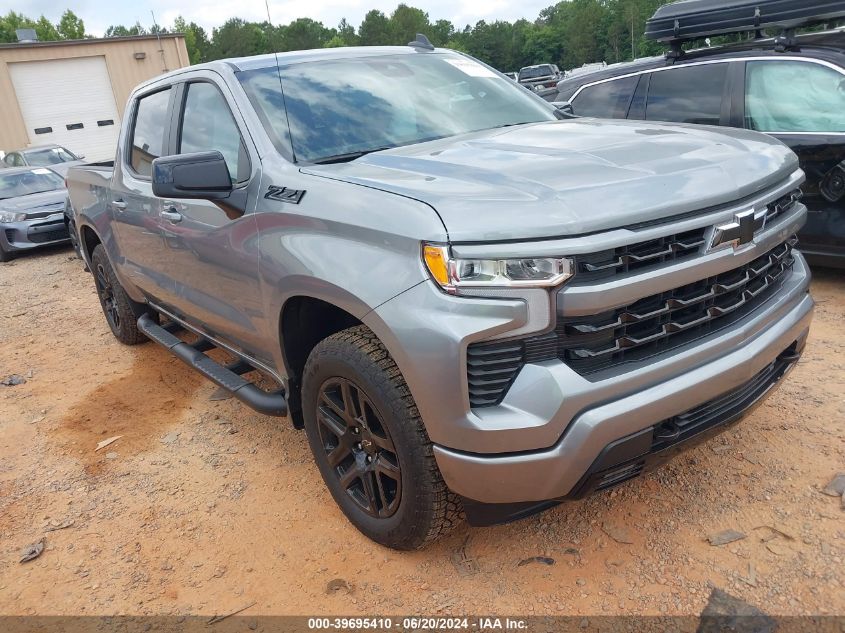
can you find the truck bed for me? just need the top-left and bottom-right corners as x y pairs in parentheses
(65, 162), (114, 227)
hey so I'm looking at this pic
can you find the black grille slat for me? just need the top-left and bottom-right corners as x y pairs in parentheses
(575, 229), (707, 281)
(467, 233), (799, 407)
(560, 237), (797, 375)
(573, 191), (801, 282)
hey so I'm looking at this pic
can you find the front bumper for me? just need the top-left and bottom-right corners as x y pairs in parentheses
(368, 245), (812, 510)
(432, 273), (812, 505)
(1, 213), (70, 252)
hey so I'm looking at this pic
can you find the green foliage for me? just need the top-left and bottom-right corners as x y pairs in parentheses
(390, 4), (430, 45)
(0, 9), (88, 43)
(172, 16), (210, 64)
(12, 1), (829, 75)
(324, 35), (346, 48)
(358, 9), (392, 46)
(336, 18), (358, 46)
(211, 18), (267, 58)
(105, 22), (146, 37)
(280, 18), (335, 51)
(57, 9), (85, 40)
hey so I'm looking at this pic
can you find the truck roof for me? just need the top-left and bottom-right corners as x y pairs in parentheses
(134, 45), (456, 92)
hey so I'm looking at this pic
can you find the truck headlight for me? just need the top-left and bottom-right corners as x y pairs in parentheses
(0, 211), (25, 223)
(423, 244), (574, 291)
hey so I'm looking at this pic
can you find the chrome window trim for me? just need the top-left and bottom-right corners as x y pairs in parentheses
(569, 55), (845, 135)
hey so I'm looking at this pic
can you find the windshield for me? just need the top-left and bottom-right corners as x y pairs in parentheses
(0, 169), (64, 200)
(238, 53), (556, 163)
(26, 147), (78, 165)
(519, 66), (554, 80)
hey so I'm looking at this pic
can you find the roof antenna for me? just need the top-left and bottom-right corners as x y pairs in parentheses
(150, 10), (168, 72)
(264, 0), (297, 161)
(408, 33), (434, 50)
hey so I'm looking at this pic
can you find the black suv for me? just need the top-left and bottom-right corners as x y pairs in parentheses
(555, 29), (845, 268)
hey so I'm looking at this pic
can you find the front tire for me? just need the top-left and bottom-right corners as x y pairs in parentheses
(0, 242), (12, 263)
(91, 244), (148, 345)
(302, 325), (462, 550)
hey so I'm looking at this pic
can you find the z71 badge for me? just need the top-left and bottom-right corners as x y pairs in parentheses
(264, 186), (306, 204)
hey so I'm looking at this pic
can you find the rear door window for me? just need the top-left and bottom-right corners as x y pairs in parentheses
(571, 75), (639, 119)
(128, 88), (171, 178)
(645, 63), (728, 125)
(745, 60), (845, 132)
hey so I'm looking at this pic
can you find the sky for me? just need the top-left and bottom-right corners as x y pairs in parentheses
(1, 0), (553, 37)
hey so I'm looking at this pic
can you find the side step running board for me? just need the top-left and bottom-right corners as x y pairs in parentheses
(137, 313), (288, 417)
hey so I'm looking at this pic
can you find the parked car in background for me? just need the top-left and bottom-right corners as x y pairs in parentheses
(3, 144), (86, 177)
(563, 61), (607, 79)
(517, 63), (561, 93)
(555, 12), (845, 268)
(504, 71), (518, 81)
(67, 43), (812, 549)
(0, 167), (70, 262)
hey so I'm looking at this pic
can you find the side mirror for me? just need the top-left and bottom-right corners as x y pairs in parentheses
(76, 154), (85, 161)
(553, 101), (575, 117)
(152, 151), (233, 200)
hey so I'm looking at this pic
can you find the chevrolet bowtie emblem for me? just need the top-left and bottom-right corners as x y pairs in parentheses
(709, 209), (766, 251)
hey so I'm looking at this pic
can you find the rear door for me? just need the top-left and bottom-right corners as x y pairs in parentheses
(737, 57), (845, 262)
(151, 74), (266, 360)
(110, 86), (173, 296)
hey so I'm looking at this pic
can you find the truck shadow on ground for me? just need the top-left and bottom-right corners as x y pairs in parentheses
(53, 345), (206, 477)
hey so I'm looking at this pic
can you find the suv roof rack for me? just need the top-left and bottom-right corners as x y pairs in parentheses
(646, 0), (845, 51)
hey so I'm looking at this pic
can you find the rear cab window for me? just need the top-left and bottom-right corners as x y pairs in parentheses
(128, 88), (171, 178)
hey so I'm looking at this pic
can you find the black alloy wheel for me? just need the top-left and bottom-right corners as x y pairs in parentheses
(316, 377), (401, 518)
(94, 260), (121, 331)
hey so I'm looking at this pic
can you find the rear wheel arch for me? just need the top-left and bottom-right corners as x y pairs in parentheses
(79, 224), (102, 264)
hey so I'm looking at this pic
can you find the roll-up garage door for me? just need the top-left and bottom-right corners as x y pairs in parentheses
(8, 56), (121, 161)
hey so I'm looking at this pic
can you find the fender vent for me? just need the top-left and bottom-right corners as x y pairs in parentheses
(466, 341), (524, 408)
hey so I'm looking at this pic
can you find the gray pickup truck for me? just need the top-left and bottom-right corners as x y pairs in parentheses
(66, 43), (813, 550)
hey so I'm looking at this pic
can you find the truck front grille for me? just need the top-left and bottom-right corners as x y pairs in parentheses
(572, 190), (801, 282)
(559, 236), (796, 374)
(466, 236), (797, 407)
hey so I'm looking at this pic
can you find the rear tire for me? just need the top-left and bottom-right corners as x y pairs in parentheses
(91, 244), (148, 345)
(302, 325), (462, 550)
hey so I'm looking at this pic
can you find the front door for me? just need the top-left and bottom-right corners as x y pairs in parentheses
(152, 78), (266, 361)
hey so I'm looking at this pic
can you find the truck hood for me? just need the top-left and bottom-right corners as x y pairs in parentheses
(0, 190), (66, 216)
(302, 119), (799, 242)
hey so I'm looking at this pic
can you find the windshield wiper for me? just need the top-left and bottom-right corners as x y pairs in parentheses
(310, 146), (394, 165)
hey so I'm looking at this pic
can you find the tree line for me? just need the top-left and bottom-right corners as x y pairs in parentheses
(1, 1), (678, 72)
